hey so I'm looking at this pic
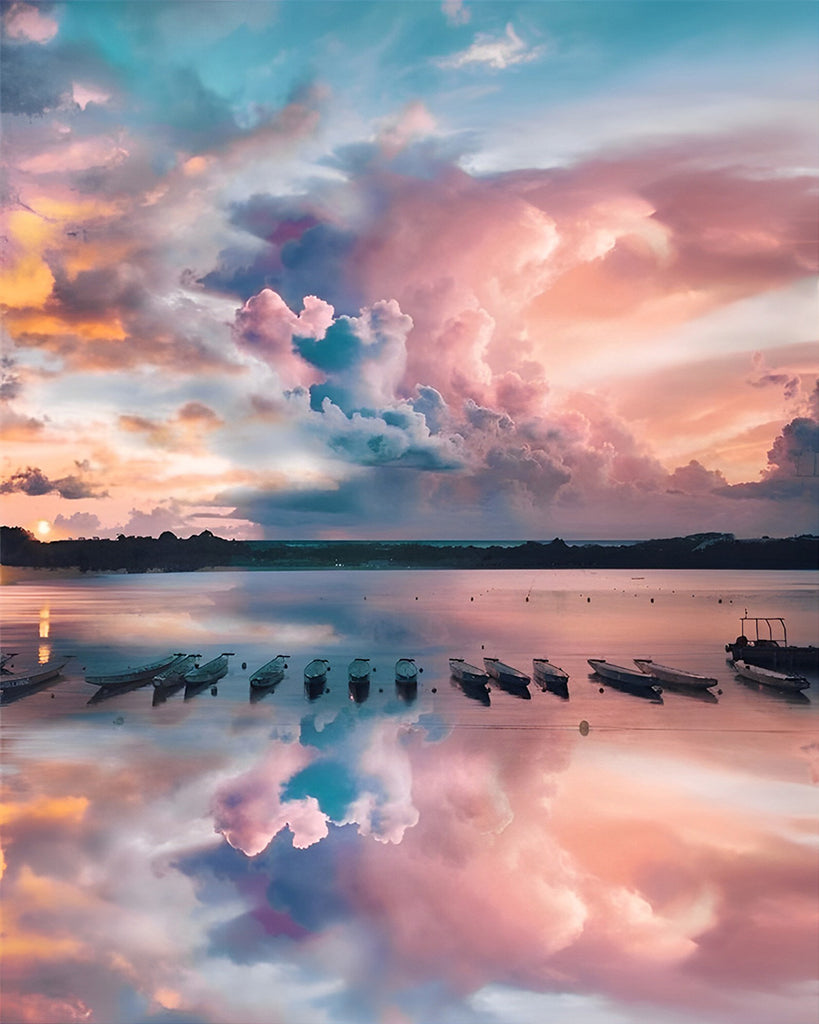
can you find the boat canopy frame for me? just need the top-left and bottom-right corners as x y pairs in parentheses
(737, 614), (788, 646)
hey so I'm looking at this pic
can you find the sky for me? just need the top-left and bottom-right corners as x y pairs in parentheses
(1, 0), (818, 541)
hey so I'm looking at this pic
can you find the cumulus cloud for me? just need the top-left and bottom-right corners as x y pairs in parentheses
(0, 464), (107, 499)
(2, 2), (59, 43)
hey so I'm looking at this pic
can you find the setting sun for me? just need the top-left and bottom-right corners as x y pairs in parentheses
(36, 520), (51, 538)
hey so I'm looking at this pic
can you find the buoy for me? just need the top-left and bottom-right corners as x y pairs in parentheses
(650, 598), (654, 604)
(579, 720), (590, 736)
(599, 687), (604, 694)
(241, 662), (247, 670)
(431, 687), (437, 693)
(587, 597), (591, 603)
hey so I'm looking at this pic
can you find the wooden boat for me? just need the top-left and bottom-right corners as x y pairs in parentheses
(732, 659), (810, 692)
(348, 658), (371, 703)
(532, 658), (569, 696)
(304, 658), (330, 699)
(395, 658), (418, 686)
(0, 658), (68, 693)
(183, 652), (233, 686)
(483, 657), (530, 689)
(152, 653), (199, 687)
(249, 655), (289, 689)
(633, 658), (718, 690)
(725, 616), (819, 670)
(587, 658), (663, 700)
(449, 658), (489, 686)
(86, 652), (182, 687)
(348, 658), (370, 682)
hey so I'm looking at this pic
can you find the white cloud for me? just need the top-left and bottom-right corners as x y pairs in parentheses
(438, 23), (545, 71)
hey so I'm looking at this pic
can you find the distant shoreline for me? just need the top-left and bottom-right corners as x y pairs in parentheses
(1, 528), (817, 575)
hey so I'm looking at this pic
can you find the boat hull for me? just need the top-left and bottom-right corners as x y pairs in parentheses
(86, 653), (181, 687)
(484, 658), (530, 689)
(732, 659), (810, 692)
(588, 659), (663, 700)
(532, 659), (569, 697)
(449, 658), (490, 686)
(250, 655), (288, 688)
(0, 660), (67, 692)
(633, 659), (717, 690)
(184, 653), (232, 686)
(724, 642), (819, 670)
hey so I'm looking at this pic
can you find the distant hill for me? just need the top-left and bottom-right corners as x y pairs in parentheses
(1, 527), (817, 573)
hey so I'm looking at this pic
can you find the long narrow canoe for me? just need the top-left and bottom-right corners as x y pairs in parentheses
(86, 653), (182, 687)
(532, 658), (569, 697)
(633, 658), (717, 690)
(153, 654), (199, 688)
(184, 652), (233, 686)
(250, 655), (289, 688)
(588, 658), (663, 700)
(484, 657), (530, 688)
(450, 658), (490, 686)
(733, 659), (809, 692)
(0, 659), (68, 693)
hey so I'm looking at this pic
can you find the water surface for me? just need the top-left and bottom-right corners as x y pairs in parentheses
(1, 569), (817, 1024)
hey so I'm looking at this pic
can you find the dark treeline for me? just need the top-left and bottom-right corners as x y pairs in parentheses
(1, 527), (817, 572)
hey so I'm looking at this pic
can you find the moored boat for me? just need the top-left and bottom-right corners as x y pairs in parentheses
(86, 652), (182, 687)
(348, 658), (371, 703)
(348, 657), (370, 682)
(633, 658), (718, 690)
(1, 652), (18, 672)
(304, 658), (330, 699)
(588, 658), (663, 700)
(0, 658), (68, 693)
(152, 653), (199, 687)
(395, 658), (418, 685)
(449, 658), (490, 686)
(725, 616), (819, 670)
(249, 655), (289, 689)
(532, 658), (569, 697)
(184, 652), (233, 686)
(732, 659), (810, 692)
(483, 657), (530, 689)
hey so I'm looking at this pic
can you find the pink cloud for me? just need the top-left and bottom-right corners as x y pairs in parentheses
(212, 743), (328, 854)
(3, 2), (58, 43)
(233, 288), (333, 387)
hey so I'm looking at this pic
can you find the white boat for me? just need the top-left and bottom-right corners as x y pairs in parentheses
(732, 659), (810, 692)
(152, 654), (199, 688)
(0, 658), (68, 693)
(633, 658), (717, 690)
(86, 652), (182, 687)
(249, 654), (289, 688)
(449, 658), (490, 685)
(395, 658), (418, 685)
(184, 652), (233, 686)
(588, 658), (663, 699)
(532, 658), (569, 696)
(483, 657), (530, 688)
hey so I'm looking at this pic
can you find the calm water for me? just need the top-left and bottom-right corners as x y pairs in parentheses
(1, 569), (817, 1024)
